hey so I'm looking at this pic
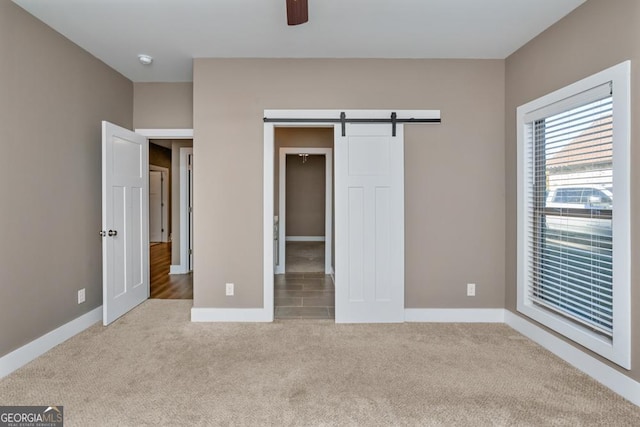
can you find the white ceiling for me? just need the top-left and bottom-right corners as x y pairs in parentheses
(13, 0), (586, 82)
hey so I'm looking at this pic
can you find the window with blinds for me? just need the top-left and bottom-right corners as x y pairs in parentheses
(517, 61), (631, 369)
(528, 91), (613, 336)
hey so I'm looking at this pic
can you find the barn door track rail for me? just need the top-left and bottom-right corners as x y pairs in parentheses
(264, 111), (441, 137)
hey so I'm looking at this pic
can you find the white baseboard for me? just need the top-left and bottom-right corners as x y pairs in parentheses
(505, 311), (640, 407)
(0, 306), (102, 379)
(285, 236), (325, 242)
(170, 265), (189, 275)
(405, 308), (506, 323)
(191, 308), (272, 322)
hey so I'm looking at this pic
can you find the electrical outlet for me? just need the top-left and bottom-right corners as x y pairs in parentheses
(225, 283), (234, 296)
(467, 283), (476, 297)
(78, 288), (86, 304)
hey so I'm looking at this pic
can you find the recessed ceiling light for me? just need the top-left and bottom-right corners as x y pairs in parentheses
(137, 54), (153, 65)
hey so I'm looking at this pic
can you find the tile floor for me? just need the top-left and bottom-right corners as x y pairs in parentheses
(276, 241), (334, 319)
(285, 241), (325, 273)
(274, 273), (335, 319)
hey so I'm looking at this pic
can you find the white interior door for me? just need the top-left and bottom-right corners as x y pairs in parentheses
(149, 171), (162, 242)
(102, 121), (149, 325)
(335, 123), (404, 323)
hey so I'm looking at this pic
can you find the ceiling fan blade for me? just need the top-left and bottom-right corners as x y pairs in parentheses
(287, 0), (308, 25)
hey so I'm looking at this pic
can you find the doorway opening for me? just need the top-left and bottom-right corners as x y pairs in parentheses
(284, 153), (326, 273)
(103, 125), (194, 324)
(276, 147), (333, 275)
(273, 128), (334, 319)
(149, 165), (169, 244)
(145, 136), (193, 299)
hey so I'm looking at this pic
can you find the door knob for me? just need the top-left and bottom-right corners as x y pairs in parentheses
(108, 230), (118, 237)
(99, 230), (106, 237)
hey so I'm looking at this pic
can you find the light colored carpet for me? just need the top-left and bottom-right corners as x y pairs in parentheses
(1, 300), (639, 426)
(286, 241), (325, 273)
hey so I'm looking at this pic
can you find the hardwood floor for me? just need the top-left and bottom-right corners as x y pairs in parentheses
(150, 242), (193, 299)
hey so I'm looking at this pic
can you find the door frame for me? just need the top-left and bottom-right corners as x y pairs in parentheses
(136, 129), (193, 274)
(276, 147), (333, 275)
(180, 147), (194, 272)
(149, 165), (170, 243)
(263, 110), (436, 323)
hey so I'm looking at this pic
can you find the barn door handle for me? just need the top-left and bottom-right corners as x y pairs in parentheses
(108, 230), (118, 237)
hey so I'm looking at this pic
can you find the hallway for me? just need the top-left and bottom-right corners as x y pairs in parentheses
(150, 243), (193, 299)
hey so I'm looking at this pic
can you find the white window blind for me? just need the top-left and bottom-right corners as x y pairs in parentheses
(516, 61), (631, 369)
(526, 93), (613, 336)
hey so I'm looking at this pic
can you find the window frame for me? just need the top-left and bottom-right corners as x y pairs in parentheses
(516, 61), (631, 369)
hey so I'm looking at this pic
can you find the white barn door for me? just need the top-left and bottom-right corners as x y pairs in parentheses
(102, 121), (149, 325)
(335, 123), (404, 323)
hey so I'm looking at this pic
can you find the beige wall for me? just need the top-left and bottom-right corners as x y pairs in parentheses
(0, 2), (133, 357)
(505, 0), (640, 380)
(193, 58), (505, 309)
(133, 83), (193, 129)
(285, 155), (326, 237)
